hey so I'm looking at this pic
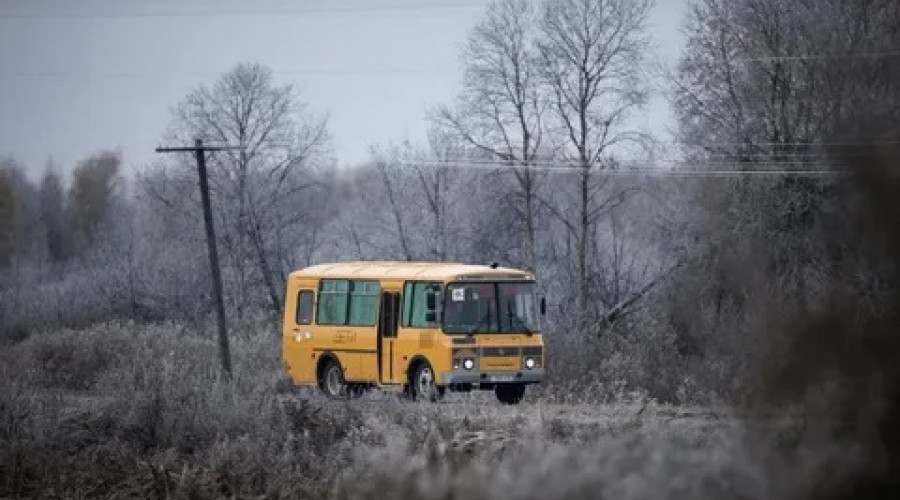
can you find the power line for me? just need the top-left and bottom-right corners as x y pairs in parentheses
(0, 67), (447, 80)
(0, 1), (489, 20)
(390, 160), (849, 177)
(683, 140), (900, 147)
(390, 156), (845, 168)
(662, 153), (833, 159)
(733, 51), (900, 62)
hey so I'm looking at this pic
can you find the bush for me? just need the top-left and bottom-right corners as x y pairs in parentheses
(0, 322), (357, 498)
(0, 319), (887, 500)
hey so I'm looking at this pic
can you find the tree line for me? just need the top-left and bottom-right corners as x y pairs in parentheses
(1, 0), (898, 403)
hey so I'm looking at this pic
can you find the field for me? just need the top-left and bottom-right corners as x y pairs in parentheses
(0, 321), (874, 500)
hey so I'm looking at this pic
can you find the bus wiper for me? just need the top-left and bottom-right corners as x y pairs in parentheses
(468, 313), (491, 335)
(506, 299), (532, 334)
(515, 320), (533, 335)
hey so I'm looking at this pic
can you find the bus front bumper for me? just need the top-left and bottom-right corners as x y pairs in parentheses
(441, 368), (545, 385)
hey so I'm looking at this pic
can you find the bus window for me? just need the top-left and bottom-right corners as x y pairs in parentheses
(498, 282), (539, 332)
(348, 280), (379, 326)
(402, 282), (441, 327)
(317, 279), (380, 326)
(443, 283), (498, 333)
(296, 290), (314, 325)
(318, 279), (349, 325)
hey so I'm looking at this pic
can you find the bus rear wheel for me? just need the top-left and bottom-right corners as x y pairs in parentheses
(318, 359), (346, 399)
(495, 383), (526, 405)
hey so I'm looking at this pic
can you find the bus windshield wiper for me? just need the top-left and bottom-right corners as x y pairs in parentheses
(468, 313), (492, 335)
(504, 298), (532, 334)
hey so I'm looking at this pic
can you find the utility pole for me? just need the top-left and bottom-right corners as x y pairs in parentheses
(155, 139), (242, 377)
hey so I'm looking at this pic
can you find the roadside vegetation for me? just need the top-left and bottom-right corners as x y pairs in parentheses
(2, 0), (899, 498)
(0, 321), (860, 500)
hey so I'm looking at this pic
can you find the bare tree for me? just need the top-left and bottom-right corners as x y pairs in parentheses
(672, 0), (900, 300)
(39, 162), (67, 262)
(674, 0), (900, 162)
(537, 0), (654, 316)
(166, 62), (332, 316)
(335, 133), (487, 264)
(371, 144), (417, 261)
(652, 0), (900, 398)
(433, 0), (546, 271)
(68, 151), (122, 254)
(0, 165), (16, 267)
(406, 130), (480, 262)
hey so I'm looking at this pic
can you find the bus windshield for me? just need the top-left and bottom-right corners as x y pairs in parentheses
(442, 282), (539, 334)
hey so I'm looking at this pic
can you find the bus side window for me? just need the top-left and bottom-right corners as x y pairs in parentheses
(402, 282), (414, 327)
(296, 291), (314, 325)
(348, 280), (379, 326)
(402, 282), (441, 327)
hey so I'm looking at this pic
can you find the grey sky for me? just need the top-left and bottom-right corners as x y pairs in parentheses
(0, 0), (686, 180)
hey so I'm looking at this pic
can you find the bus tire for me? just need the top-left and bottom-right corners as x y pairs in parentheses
(318, 358), (347, 399)
(495, 383), (526, 405)
(410, 360), (445, 402)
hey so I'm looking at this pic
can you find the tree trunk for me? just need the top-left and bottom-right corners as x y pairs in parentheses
(250, 224), (282, 315)
(577, 167), (589, 318)
(524, 171), (536, 273)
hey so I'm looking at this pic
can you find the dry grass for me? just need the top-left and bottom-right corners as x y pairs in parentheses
(0, 320), (872, 500)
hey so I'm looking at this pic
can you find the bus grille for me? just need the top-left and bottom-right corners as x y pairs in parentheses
(481, 347), (520, 357)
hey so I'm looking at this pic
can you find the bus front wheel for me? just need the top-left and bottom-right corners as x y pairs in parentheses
(318, 358), (346, 399)
(495, 383), (526, 405)
(410, 361), (445, 402)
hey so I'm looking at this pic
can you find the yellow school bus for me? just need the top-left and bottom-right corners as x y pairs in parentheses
(282, 261), (545, 404)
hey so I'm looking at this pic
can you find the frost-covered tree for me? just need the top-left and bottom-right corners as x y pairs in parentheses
(536, 0), (654, 316)
(151, 62), (333, 317)
(0, 165), (16, 267)
(68, 151), (122, 254)
(433, 0), (546, 271)
(39, 163), (67, 262)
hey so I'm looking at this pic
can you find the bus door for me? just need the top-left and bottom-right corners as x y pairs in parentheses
(377, 292), (401, 383)
(286, 288), (316, 384)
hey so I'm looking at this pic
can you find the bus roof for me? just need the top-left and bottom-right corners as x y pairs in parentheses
(288, 261), (535, 282)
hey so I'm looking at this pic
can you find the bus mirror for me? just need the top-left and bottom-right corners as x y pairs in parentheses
(540, 296), (547, 316)
(425, 311), (437, 322)
(426, 291), (437, 311)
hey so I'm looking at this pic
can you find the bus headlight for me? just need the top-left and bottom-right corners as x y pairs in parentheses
(524, 357), (536, 370)
(463, 358), (475, 370)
